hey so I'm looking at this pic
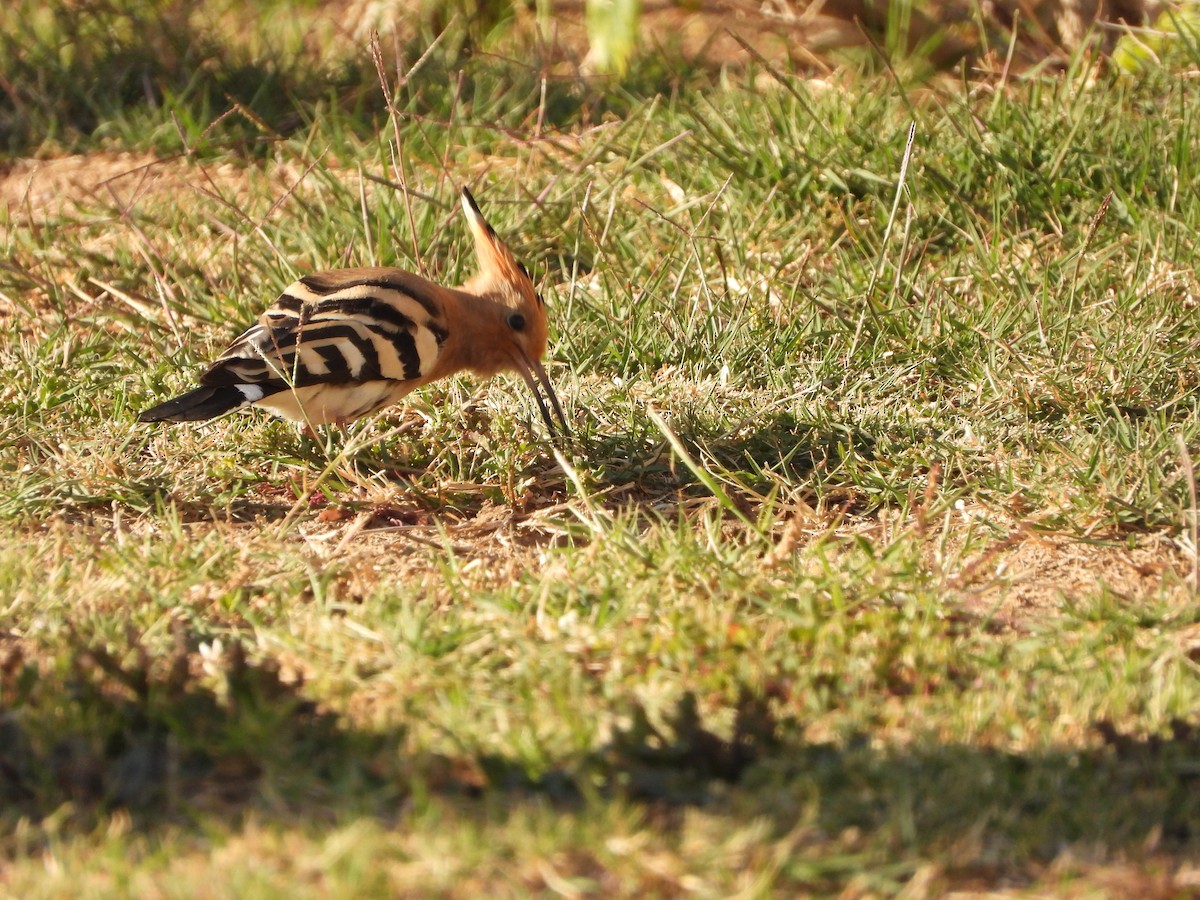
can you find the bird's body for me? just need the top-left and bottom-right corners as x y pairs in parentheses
(150, 267), (454, 427)
(139, 189), (567, 438)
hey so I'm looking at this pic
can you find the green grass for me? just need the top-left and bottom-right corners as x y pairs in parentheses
(4, 1), (1200, 895)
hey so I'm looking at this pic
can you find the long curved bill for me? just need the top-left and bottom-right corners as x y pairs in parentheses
(514, 350), (570, 440)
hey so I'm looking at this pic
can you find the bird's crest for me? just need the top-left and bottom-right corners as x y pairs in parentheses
(460, 187), (537, 307)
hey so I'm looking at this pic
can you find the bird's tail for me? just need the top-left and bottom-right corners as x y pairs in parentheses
(138, 385), (249, 423)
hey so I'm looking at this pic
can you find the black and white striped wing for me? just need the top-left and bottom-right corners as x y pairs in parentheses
(200, 271), (450, 425)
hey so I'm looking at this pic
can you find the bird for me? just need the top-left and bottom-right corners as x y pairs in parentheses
(138, 187), (568, 441)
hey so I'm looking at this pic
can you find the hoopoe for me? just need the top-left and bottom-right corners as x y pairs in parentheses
(139, 187), (568, 440)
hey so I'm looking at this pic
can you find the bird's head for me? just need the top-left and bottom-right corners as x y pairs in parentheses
(457, 187), (567, 438)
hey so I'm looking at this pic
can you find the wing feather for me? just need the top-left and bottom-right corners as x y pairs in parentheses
(197, 270), (449, 419)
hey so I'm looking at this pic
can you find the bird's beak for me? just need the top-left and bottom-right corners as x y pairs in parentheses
(514, 349), (570, 440)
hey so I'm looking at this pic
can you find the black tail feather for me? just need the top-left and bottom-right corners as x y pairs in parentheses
(138, 386), (248, 423)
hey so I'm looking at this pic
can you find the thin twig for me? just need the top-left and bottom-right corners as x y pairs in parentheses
(1179, 435), (1199, 595)
(370, 31), (423, 274)
(870, 121), (918, 297)
(1057, 191), (1112, 366)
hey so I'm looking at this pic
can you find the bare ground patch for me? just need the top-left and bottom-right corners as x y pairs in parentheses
(951, 525), (1192, 627)
(0, 150), (303, 228)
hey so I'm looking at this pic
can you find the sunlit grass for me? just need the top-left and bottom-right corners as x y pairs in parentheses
(3, 1), (1200, 894)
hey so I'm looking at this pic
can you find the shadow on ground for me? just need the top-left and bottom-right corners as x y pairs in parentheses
(2, 627), (1198, 890)
(108, 408), (878, 530)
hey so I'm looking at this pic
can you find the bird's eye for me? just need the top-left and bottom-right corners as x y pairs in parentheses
(508, 313), (526, 331)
